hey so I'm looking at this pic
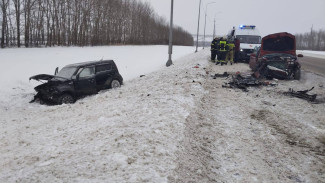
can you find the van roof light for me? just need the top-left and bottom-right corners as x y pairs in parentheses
(239, 25), (256, 29)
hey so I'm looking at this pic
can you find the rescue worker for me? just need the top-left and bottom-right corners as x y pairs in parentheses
(216, 36), (228, 65)
(210, 37), (219, 62)
(226, 39), (235, 65)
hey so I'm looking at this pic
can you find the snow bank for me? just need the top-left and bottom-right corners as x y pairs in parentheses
(297, 50), (325, 59)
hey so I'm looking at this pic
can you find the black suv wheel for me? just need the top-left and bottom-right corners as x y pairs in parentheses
(59, 94), (74, 104)
(294, 68), (301, 80)
(111, 80), (121, 88)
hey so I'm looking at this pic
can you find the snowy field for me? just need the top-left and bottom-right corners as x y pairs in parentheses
(1, 47), (324, 182)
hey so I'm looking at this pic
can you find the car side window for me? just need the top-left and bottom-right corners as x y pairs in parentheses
(253, 46), (260, 55)
(257, 48), (260, 56)
(79, 67), (95, 78)
(96, 64), (112, 73)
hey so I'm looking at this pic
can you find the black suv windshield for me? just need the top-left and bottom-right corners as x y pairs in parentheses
(56, 67), (77, 79)
(237, 35), (261, 44)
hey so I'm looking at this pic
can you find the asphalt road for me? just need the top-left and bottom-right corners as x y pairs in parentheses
(299, 56), (325, 76)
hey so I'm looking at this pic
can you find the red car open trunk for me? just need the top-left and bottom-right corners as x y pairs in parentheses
(260, 32), (296, 57)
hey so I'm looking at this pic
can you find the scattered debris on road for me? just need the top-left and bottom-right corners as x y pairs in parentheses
(283, 87), (318, 102)
(222, 72), (277, 92)
(192, 80), (202, 85)
(193, 64), (201, 68)
(211, 72), (229, 79)
(217, 72), (324, 104)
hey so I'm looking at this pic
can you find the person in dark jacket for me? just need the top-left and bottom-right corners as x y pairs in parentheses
(234, 38), (240, 63)
(210, 37), (219, 62)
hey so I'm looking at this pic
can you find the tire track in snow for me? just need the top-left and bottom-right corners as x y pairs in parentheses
(169, 96), (219, 182)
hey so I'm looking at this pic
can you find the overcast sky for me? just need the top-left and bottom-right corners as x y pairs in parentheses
(140, 0), (325, 37)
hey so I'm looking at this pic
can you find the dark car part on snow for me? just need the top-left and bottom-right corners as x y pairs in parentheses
(222, 73), (276, 92)
(283, 87), (318, 102)
(212, 72), (230, 79)
(30, 60), (123, 105)
(222, 75), (260, 92)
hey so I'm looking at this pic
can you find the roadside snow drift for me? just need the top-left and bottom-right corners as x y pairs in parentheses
(297, 50), (325, 59)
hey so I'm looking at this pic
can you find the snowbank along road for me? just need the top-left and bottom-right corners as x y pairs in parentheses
(0, 48), (324, 182)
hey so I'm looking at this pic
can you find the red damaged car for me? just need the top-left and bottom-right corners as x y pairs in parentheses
(249, 32), (303, 80)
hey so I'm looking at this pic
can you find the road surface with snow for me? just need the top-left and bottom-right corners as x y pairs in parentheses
(298, 50), (325, 76)
(299, 56), (325, 76)
(1, 47), (324, 182)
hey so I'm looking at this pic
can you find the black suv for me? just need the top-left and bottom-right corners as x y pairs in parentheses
(30, 60), (123, 104)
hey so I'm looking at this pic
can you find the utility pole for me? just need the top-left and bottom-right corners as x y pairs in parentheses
(195, 0), (202, 53)
(213, 18), (216, 39)
(212, 12), (221, 39)
(203, 2), (215, 49)
(203, 8), (207, 49)
(166, 0), (174, 67)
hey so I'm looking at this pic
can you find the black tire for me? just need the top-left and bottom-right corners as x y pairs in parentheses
(111, 80), (121, 89)
(294, 68), (301, 80)
(59, 94), (74, 104)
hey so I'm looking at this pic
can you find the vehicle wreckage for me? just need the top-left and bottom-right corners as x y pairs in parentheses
(283, 87), (319, 103)
(249, 32), (303, 80)
(212, 72), (230, 79)
(30, 60), (123, 105)
(221, 72), (277, 92)
(215, 72), (323, 103)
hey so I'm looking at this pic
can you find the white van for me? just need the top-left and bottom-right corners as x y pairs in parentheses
(228, 25), (261, 62)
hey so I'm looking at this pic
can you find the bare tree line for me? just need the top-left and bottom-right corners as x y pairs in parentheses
(295, 28), (325, 51)
(0, 0), (193, 48)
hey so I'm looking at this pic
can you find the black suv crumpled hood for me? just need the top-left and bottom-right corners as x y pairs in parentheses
(29, 74), (68, 81)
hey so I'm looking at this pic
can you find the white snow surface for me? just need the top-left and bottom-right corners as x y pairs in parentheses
(297, 50), (325, 59)
(1, 47), (325, 182)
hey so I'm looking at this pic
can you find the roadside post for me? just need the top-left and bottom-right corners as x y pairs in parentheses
(166, 0), (174, 67)
(195, 0), (202, 53)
